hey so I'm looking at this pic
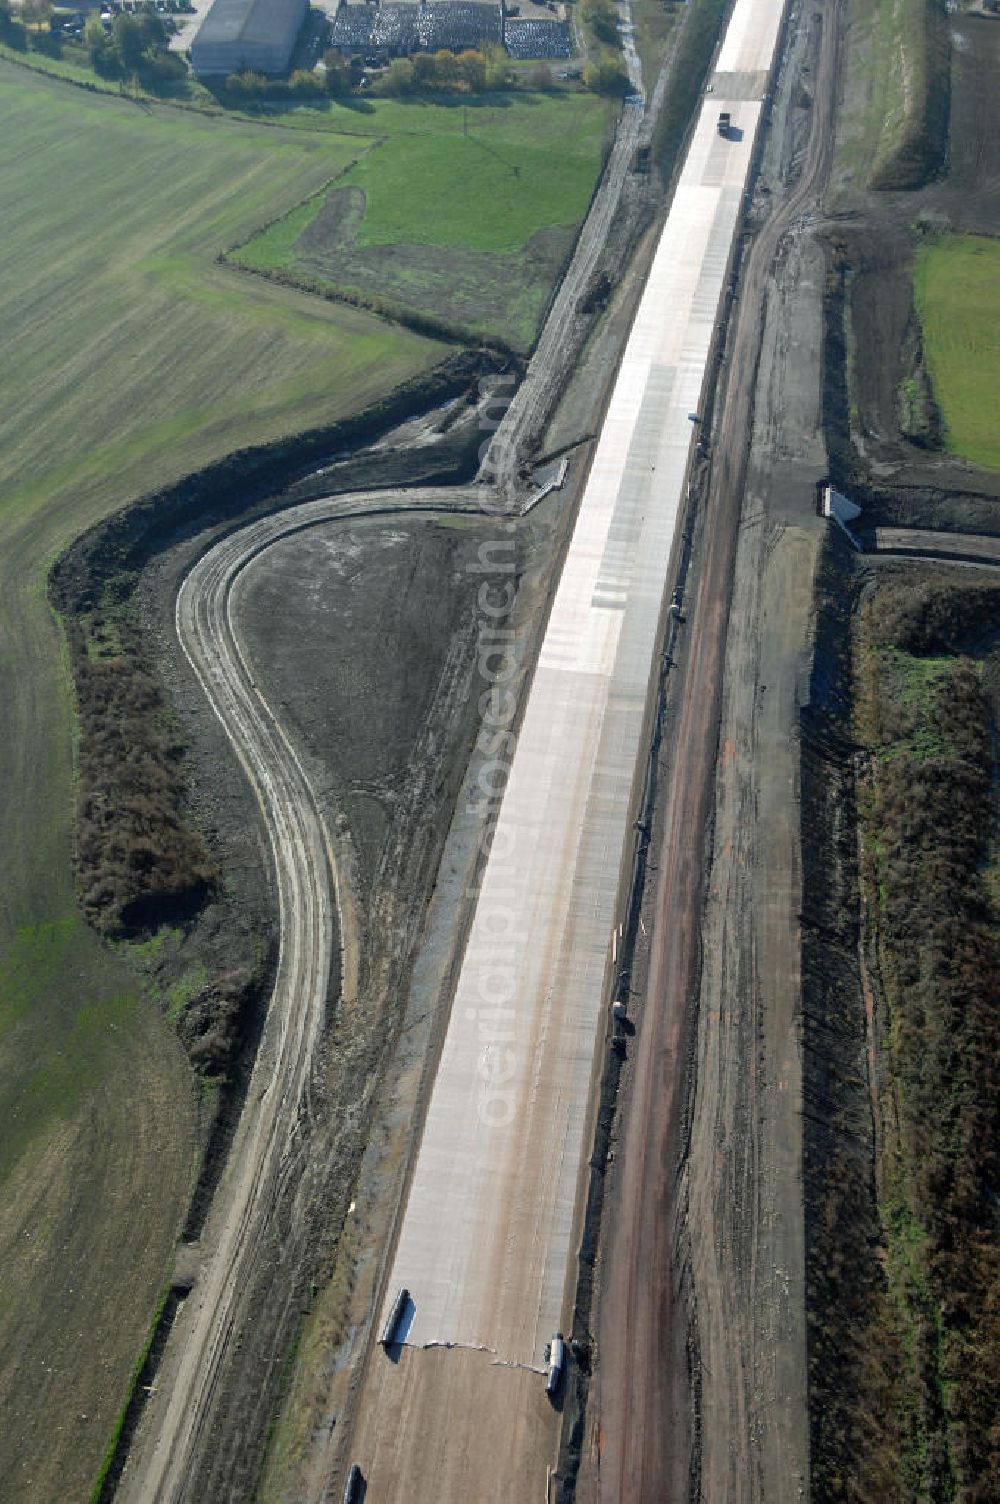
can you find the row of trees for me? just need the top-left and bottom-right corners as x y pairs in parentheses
(375, 44), (511, 95)
(0, 0), (189, 91)
(228, 46), (625, 103)
(84, 11), (185, 86)
(226, 46), (566, 102)
(224, 65), (329, 100)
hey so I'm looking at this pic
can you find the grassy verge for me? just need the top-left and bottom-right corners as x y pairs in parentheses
(88, 1284), (172, 1504)
(629, 0), (682, 93)
(229, 91), (612, 352)
(649, 0), (729, 186)
(913, 234), (1000, 471)
(852, 573), (1000, 1499)
(838, 0), (949, 190)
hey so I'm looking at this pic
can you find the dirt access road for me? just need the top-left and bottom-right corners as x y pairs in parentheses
(591, 1), (842, 1499)
(118, 490), (486, 1503)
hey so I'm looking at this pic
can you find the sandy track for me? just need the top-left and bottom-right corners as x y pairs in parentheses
(592, 2), (842, 1499)
(872, 528), (1000, 566)
(119, 490), (482, 1503)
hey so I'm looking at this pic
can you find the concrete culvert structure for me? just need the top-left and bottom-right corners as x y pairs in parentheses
(190, 0), (308, 75)
(546, 1332), (565, 1396)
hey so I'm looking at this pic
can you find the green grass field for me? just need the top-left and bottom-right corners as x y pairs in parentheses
(914, 234), (1000, 471)
(0, 60), (445, 1503)
(232, 92), (611, 350)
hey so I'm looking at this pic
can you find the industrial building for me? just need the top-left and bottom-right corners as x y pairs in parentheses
(190, 0), (308, 75)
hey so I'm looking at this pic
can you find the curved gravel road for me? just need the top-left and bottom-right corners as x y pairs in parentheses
(121, 489), (481, 1503)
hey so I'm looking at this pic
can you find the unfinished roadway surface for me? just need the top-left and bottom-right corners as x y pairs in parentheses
(345, 0), (788, 1497)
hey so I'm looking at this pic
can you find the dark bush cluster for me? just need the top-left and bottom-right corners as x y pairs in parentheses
(175, 969), (254, 1075)
(68, 601), (218, 938)
(85, 9), (188, 89)
(578, 0), (617, 46)
(868, 576), (1000, 657)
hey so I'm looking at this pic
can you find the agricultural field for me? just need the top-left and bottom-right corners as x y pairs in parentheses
(914, 233), (1000, 471)
(0, 60), (445, 1504)
(231, 92), (612, 350)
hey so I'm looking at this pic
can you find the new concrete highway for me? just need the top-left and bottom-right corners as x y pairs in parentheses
(384, 0), (783, 1368)
(385, 99), (771, 1369)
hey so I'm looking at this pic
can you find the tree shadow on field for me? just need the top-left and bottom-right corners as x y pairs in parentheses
(200, 82), (377, 116)
(397, 88), (514, 112)
(331, 93), (376, 113)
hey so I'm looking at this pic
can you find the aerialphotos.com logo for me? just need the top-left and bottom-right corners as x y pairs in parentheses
(468, 373), (521, 1129)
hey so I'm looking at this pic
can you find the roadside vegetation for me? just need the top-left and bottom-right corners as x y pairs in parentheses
(229, 91), (611, 350)
(575, 0), (630, 95)
(913, 234), (1000, 471)
(627, 0), (681, 92)
(56, 586), (220, 939)
(838, 0), (949, 190)
(649, 0), (729, 184)
(847, 573), (1000, 1500)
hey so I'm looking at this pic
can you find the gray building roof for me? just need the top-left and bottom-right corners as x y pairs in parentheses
(192, 0), (306, 63)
